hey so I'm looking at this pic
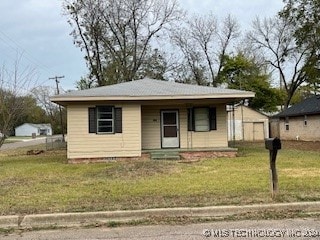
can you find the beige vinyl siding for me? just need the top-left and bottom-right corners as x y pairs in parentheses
(228, 105), (269, 141)
(141, 106), (185, 149)
(67, 103), (141, 159)
(141, 106), (161, 149)
(141, 104), (228, 149)
(279, 115), (320, 141)
(186, 105), (227, 148)
(234, 106), (266, 121)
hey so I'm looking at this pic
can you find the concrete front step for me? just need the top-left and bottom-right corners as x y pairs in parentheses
(150, 152), (180, 160)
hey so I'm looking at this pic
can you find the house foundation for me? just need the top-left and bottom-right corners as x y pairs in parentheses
(68, 148), (237, 164)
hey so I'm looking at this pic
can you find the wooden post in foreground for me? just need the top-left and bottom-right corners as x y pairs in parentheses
(269, 149), (279, 198)
(265, 138), (281, 199)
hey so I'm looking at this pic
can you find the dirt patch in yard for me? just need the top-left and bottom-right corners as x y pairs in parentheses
(281, 168), (320, 178)
(235, 140), (320, 152)
(282, 140), (320, 152)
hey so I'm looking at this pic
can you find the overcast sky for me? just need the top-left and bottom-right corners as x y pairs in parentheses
(0, 0), (284, 91)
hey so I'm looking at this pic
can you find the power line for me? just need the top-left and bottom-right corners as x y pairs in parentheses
(49, 75), (66, 142)
(49, 75), (65, 95)
(0, 30), (53, 75)
(0, 30), (58, 88)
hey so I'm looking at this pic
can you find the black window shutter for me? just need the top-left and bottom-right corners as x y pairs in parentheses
(209, 107), (217, 130)
(187, 108), (195, 131)
(114, 108), (122, 133)
(88, 107), (97, 133)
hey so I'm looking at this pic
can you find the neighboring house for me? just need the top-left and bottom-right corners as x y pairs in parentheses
(51, 78), (254, 161)
(273, 95), (320, 141)
(15, 123), (52, 137)
(227, 105), (269, 141)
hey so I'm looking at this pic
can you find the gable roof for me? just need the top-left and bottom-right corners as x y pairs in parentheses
(51, 78), (254, 104)
(29, 123), (52, 129)
(274, 95), (320, 118)
(227, 104), (269, 117)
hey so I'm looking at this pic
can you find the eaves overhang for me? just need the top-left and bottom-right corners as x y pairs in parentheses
(51, 92), (255, 106)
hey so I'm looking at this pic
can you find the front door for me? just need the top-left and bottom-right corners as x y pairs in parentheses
(161, 110), (179, 148)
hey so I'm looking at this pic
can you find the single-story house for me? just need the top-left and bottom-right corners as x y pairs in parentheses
(15, 123), (52, 137)
(272, 95), (320, 141)
(227, 105), (269, 141)
(51, 78), (254, 161)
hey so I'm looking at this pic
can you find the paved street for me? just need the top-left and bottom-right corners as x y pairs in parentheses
(0, 138), (47, 150)
(2, 218), (320, 240)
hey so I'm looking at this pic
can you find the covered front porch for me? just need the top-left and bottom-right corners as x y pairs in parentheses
(140, 99), (230, 151)
(140, 99), (240, 160)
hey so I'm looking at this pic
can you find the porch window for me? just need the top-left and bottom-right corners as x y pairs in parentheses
(88, 106), (122, 134)
(194, 108), (209, 132)
(188, 107), (216, 132)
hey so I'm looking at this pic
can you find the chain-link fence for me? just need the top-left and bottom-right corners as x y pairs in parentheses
(46, 135), (67, 151)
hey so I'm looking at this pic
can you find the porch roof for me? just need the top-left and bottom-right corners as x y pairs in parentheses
(51, 78), (254, 105)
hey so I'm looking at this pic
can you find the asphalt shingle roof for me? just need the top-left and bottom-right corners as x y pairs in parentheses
(54, 78), (253, 98)
(275, 95), (320, 117)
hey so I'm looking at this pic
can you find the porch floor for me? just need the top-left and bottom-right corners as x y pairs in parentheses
(142, 147), (238, 160)
(142, 147), (237, 153)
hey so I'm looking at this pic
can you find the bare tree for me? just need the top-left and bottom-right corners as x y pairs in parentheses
(216, 15), (241, 83)
(247, 16), (315, 108)
(170, 13), (240, 86)
(64, 0), (183, 86)
(187, 13), (217, 85)
(31, 86), (67, 135)
(170, 25), (207, 85)
(31, 86), (59, 120)
(0, 60), (36, 147)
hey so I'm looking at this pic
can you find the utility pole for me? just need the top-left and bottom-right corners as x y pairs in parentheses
(49, 76), (65, 142)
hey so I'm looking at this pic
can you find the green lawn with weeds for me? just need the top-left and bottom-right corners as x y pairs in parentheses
(0, 141), (320, 215)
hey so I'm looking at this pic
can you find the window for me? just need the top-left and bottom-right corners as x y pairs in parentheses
(194, 108), (209, 132)
(188, 107), (216, 132)
(97, 106), (114, 133)
(304, 115), (307, 126)
(285, 123), (289, 131)
(285, 117), (289, 131)
(88, 106), (122, 134)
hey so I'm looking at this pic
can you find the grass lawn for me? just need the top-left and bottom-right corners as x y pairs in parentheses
(0, 141), (319, 216)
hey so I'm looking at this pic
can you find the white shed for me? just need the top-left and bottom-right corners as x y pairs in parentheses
(15, 123), (52, 137)
(227, 105), (269, 141)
